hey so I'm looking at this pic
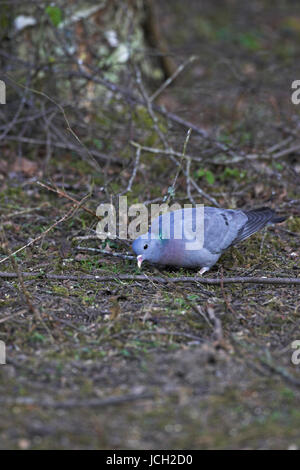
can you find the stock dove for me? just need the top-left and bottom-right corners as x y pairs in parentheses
(132, 206), (286, 273)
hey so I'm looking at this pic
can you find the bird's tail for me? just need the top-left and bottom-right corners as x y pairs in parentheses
(233, 207), (287, 244)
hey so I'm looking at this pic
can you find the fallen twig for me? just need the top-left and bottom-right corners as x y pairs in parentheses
(150, 56), (197, 102)
(0, 203), (78, 265)
(206, 304), (223, 342)
(37, 181), (98, 219)
(0, 392), (154, 409)
(0, 203), (49, 220)
(0, 271), (299, 285)
(75, 246), (135, 260)
(130, 141), (202, 162)
(272, 144), (300, 159)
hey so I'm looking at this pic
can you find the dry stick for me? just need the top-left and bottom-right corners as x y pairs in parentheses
(0, 228), (55, 342)
(37, 182), (130, 247)
(150, 55), (197, 102)
(70, 68), (239, 159)
(135, 67), (169, 149)
(0, 107), (57, 131)
(118, 144), (141, 196)
(0, 271), (299, 285)
(129, 142), (286, 166)
(266, 136), (294, 154)
(0, 392), (154, 409)
(73, 235), (100, 241)
(0, 310), (27, 324)
(130, 142), (202, 162)
(37, 181), (99, 219)
(140, 145), (218, 204)
(0, 204), (77, 265)
(259, 227), (268, 255)
(272, 144), (300, 159)
(276, 227), (300, 238)
(0, 203), (49, 220)
(206, 304), (223, 342)
(164, 128), (192, 204)
(134, 70), (219, 206)
(5, 74), (102, 171)
(3, 135), (119, 164)
(76, 246), (135, 260)
(186, 153), (196, 205)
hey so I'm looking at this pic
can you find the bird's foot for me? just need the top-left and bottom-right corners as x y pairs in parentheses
(197, 267), (210, 276)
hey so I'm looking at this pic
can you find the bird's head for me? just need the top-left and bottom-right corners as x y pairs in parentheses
(132, 233), (164, 268)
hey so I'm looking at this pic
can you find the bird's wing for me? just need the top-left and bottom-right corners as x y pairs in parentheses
(230, 207), (286, 245)
(201, 207), (248, 254)
(150, 207), (248, 252)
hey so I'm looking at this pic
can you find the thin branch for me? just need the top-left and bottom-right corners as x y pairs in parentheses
(164, 128), (192, 204)
(0, 203), (49, 220)
(0, 392), (154, 409)
(118, 144), (141, 196)
(130, 141), (202, 162)
(0, 204), (78, 265)
(206, 304), (223, 342)
(75, 246), (135, 260)
(37, 181), (98, 219)
(2, 135), (118, 164)
(5, 74), (103, 171)
(133, 71), (219, 206)
(150, 55), (197, 102)
(68, 68), (241, 159)
(272, 144), (300, 159)
(0, 271), (299, 285)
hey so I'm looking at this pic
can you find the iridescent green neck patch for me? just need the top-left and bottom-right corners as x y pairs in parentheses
(158, 229), (168, 244)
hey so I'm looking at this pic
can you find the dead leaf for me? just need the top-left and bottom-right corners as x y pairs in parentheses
(109, 296), (121, 320)
(12, 157), (38, 176)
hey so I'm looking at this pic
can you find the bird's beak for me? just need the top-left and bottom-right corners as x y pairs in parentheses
(137, 255), (143, 269)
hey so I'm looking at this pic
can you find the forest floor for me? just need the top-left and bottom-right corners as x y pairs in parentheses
(0, 0), (300, 449)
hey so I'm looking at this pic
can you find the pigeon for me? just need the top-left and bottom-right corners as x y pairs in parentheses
(132, 206), (286, 274)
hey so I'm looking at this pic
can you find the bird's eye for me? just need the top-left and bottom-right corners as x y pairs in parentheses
(143, 244), (148, 250)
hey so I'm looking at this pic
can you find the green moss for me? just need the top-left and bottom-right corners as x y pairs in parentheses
(52, 285), (69, 296)
(287, 217), (300, 233)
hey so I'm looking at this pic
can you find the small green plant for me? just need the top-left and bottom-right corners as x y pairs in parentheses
(93, 139), (103, 150)
(273, 162), (283, 171)
(45, 5), (62, 27)
(237, 32), (261, 51)
(220, 167), (246, 181)
(32, 332), (46, 343)
(195, 168), (215, 184)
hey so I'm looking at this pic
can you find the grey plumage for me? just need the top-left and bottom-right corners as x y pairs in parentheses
(132, 206), (286, 272)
